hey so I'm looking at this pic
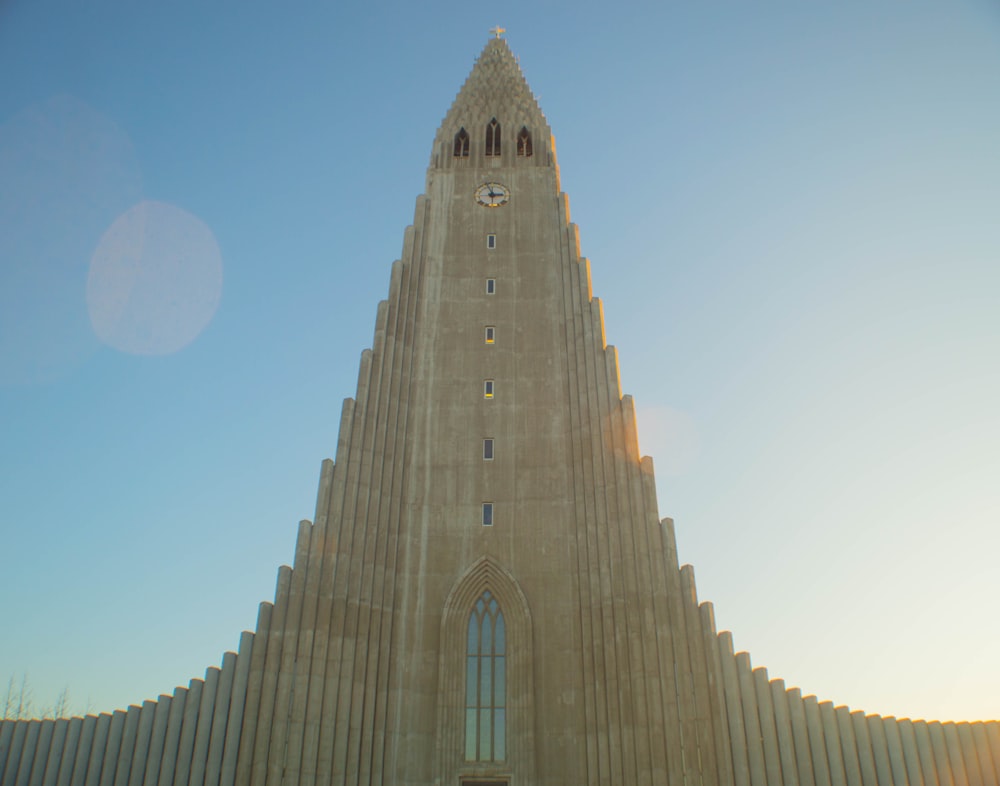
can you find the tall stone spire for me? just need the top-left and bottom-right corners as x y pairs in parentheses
(431, 37), (552, 170)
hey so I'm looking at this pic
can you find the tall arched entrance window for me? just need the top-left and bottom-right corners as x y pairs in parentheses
(465, 590), (506, 761)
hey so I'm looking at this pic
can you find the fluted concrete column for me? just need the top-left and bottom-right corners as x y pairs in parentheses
(83, 714), (112, 786)
(803, 697), (832, 786)
(913, 721), (940, 786)
(104, 712), (129, 786)
(818, 703), (846, 786)
(849, 711), (878, 786)
(971, 724), (997, 786)
(769, 680), (798, 786)
(943, 723), (971, 786)
(884, 717), (910, 786)
(67, 715), (96, 786)
(40, 719), (68, 786)
(736, 653), (767, 786)
(719, 634), (751, 786)
(753, 669), (784, 786)
(867, 715), (894, 786)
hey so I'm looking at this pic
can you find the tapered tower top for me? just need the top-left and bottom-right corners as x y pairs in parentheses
(431, 35), (553, 169)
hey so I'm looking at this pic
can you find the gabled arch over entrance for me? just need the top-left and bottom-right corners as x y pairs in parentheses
(436, 557), (536, 785)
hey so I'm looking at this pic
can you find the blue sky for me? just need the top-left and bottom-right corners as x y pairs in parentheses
(1, 2), (998, 721)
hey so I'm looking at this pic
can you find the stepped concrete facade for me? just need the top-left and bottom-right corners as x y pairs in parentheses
(2, 35), (997, 786)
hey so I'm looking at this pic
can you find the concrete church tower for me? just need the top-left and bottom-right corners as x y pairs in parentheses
(232, 33), (731, 785)
(2, 34), (999, 786)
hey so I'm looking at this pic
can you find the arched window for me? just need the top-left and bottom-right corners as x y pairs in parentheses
(517, 126), (532, 157)
(485, 118), (501, 157)
(454, 127), (470, 157)
(465, 590), (506, 761)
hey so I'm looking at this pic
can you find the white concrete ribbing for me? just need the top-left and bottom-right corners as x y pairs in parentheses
(157, 688), (187, 786)
(218, 633), (253, 786)
(736, 654), (767, 786)
(884, 717), (910, 786)
(112, 706), (140, 786)
(718, 633), (751, 786)
(187, 669), (219, 786)
(753, 669), (784, 786)
(567, 252), (614, 785)
(203, 652), (236, 786)
(298, 462), (335, 786)
(62, 715), (87, 786)
(848, 711), (878, 786)
(972, 724), (998, 786)
(4, 720), (28, 786)
(126, 701), (155, 786)
(63, 715), (88, 786)
(40, 718), (67, 786)
(913, 721), (941, 786)
(803, 697), (832, 786)
(625, 402), (670, 785)
(173, 679), (204, 786)
(787, 689), (816, 786)
(264, 523), (313, 786)
(367, 233), (420, 784)
(984, 725), (1000, 784)
(959, 724), (985, 786)
(362, 260), (412, 785)
(0, 721), (15, 784)
(867, 715), (894, 786)
(558, 223), (602, 786)
(355, 247), (414, 786)
(899, 719), (926, 786)
(607, 385), (653, 785)
(944, 722), (971, 786)
(680, 566), (718, 786)
(96, 713), (123, 786)
(928, 722), (956, 786)
(834, 707), (862, 786)
(702, 603), (735, 786)
(818, 704), (846, 786)
(13, 719), (40, 786)
(769, 680), (798, 786)
(580, 283), (626, 785)
(82, 714), (111, 786)
(140, 698), (170, 786)
(28, 719), (54, 786)
(249, 567), (291, 786)
(234, 604), (271, 786)
(55, 715), (84, 786)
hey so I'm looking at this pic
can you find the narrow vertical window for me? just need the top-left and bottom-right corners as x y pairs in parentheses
(453, 127), (470, 157)
(485, 118), (501, 157)
(483, 438), (494, 460)
(517, 126), (532, 157)
(465, 591), (506, 760)
(487, 234), (496, 249)
(481, 503), (494, 527)
(485, 326), (495, 344)
(484, 380), (494, 398)
(486, 278), (495, 294)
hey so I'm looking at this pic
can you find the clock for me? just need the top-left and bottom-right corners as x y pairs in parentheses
(475, 182), (510, 207)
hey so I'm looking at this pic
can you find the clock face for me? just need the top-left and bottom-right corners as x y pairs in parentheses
(475, 182), (510, 207)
